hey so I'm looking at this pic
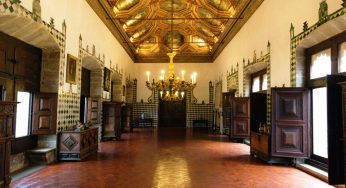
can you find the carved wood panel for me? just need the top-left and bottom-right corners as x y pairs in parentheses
(232, 118), (250, 138)
(0, 141), (4, 181)
(32, 93), (57, 135)
(271, 88), (309, 158)
(88, 97), (100, 124)
(0, 102), (17, 186)
(327, 75), (346, 185)
(0, 48), (6, 73)
(14, 47), (41, 83)
(232, 98), (250, 118)
(231, 97), (250, 138)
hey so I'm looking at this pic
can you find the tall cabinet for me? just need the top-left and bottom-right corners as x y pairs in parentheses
(340, 82), (346, 185)
(0, 102), (17, 187)
(222, 92), (234, 135)
(102, 102), (122, 140)
(250, 88), (310, 164)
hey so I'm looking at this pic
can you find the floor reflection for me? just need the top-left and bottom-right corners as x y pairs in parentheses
(152, 155), (191, 187)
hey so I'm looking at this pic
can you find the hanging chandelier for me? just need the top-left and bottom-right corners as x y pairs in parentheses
(145, 52), (197, 101)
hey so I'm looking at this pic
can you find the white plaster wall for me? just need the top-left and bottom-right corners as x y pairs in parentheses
(134, 63), (216, 103)
(20, 0), (134, 78)
(214, 0), (342, 94)
(20, 0), (343, 99)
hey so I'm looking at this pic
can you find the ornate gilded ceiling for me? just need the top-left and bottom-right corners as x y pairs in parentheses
(87, 0), (263, 63)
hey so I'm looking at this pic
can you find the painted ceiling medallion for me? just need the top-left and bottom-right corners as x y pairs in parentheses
(163, 31), (185, 49)
(88, 0), (263, 62)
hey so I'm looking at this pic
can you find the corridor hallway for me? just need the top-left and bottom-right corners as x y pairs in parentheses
(11, 128), (331, 188)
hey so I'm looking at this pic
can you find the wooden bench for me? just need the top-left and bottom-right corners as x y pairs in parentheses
(26, 148), (56, 165)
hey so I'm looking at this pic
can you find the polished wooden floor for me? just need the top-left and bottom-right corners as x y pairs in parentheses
(11, 128), (331, 188)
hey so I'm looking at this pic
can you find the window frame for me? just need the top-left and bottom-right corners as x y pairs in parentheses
(305, 30), (346, 168)
(250, 69), (267, 93)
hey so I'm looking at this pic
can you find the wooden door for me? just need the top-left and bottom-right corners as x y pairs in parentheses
(271, 88), (309, 158)
(32, 93), (57, 135)
(159, 98), (186, 127)
(327, 75), (346, 185)
(231, 97), (250, 138)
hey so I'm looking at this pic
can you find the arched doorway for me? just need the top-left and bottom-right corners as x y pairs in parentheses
(80, 56), (103, 124)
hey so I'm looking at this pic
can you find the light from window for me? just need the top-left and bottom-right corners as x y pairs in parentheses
(262, 74), (267, 90)
(310, 49), (331, 79)
(252, 76), (260, 92)
(339, 42), (346, 73)
(312, 87), (328, 158)
(15, 92), (31, 138)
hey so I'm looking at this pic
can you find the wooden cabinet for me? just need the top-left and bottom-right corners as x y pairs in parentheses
(58, 127), (98, 161)
(121, 105), (132, 132)
(250, 88), (309, 164)
(222, 91), (234, 135)
(103, 102), (122, 140)
(0, 102), (17, 187)
(230, 97), (250, 139)
(250, 132), (269, 160)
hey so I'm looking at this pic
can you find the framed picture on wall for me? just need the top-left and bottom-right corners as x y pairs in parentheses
(104, 68), (111, 91)
(66, 54), (78, 84)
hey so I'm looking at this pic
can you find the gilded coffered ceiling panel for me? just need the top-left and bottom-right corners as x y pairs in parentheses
(88, 0), (264, 63)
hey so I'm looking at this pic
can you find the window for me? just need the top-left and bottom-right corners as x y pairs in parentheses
(252, 76), (260, 92)
(306, 31), (346, 167)
(312, 87), (328, 159)
(15, 91), (32, 138)
(338, 42), (346, 73)
(250, 69), (267, 93)
(310, 49), (331, 79)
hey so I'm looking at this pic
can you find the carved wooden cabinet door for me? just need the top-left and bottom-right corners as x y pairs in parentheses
(88, 97), (100, 124)
(231, 97), (250, 138)
(31, 93), (58, 135)
(327, 75), (346, 185)
(271, 88), (310, 158)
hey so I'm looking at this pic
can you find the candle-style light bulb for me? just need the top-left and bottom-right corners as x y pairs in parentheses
(146, 71), (150, 82)
(161, 70), (165, 79)
(181, 91), (185, 98)
(160, 91), (163, 98)
(181, 70), (185, 80)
